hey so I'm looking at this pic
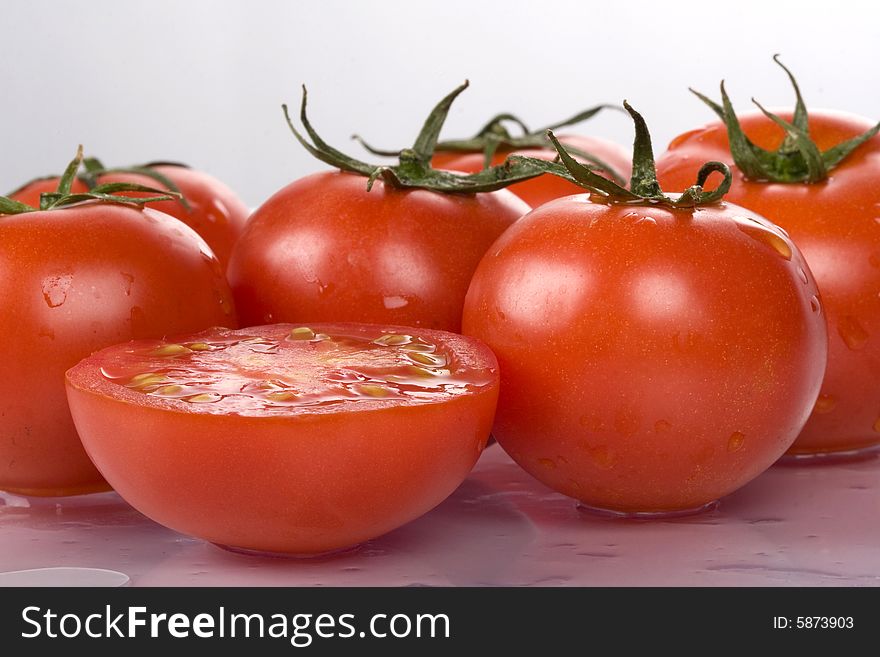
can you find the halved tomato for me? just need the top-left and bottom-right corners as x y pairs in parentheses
(65, 323), (498, 555)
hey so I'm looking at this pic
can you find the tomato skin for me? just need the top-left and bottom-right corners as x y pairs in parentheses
(11, 166), (249, 269)
(227, 171), (530, 332)
(436, 134), (632, 208)
(65, 323), (498, 555)
(462, 196), (827, 512)
(0, 204), (236, 496)
(656, 110), (880, 455)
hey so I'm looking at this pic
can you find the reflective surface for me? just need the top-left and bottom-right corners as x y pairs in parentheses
(2, 447), (879, 586)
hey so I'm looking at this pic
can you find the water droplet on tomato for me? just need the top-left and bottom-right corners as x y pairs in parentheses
(810, 296), (821, 314)
(837, 315), (869, 350)
(41, 274), (73, 308)
(736, 223), (792, 260)
(121, 272), (134, 296)
(797, 267), (808, 284)
(727, 432), (745, 453)
(537, 458), (556, 469)
(873, 418), (880, 433)
(382, 295), (408, 309)
(812, 394), (836, 415)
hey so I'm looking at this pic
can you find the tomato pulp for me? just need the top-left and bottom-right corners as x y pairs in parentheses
(462, 195), (827, 513)
(65, 323), (499, 554)
(227, 171), (530, 332)
(0, 203), (236, 496)
(436, 134), (632, 209)
(657, 110), (880, 456)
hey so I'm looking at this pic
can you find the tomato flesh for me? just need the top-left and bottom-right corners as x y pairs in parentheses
(462, 195), (827, 513)
(65, 323), (498, 554)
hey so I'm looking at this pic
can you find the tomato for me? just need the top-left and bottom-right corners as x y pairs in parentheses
(11, 164), (249, 269)
(227, 171), (529, 332)
(462, 104), (827, 514)
(0, 202), (236, 496)
(463, 195), (826, 512)
(65, 323), (498, 555)
(657, 107), (880, 457)
(436, 134), (632, 209)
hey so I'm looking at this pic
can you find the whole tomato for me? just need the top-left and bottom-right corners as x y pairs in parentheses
(656, 57), (880, 457)
(0, 151), (237, 496)
(229, 171), (528, 331)
(462, 105), (827, 514)
(228, 82), (538, 332)
(10, 161), (249, 270)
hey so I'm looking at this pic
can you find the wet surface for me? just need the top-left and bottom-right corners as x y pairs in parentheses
(1, 447), (878, 586)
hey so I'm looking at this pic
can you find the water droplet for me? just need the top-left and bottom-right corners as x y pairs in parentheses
(41, 274), (72, 308)
(797, 267), (808, 284)
(809, 295), (821, 313)
(812, 394), (836, 414)
(537, 458), (556, 469)
(654, 419), (671, 432)
(383, 295), (408, 309)
(837, 315), (869, 350)
(121, 272), (134, 296)
(873, 418), (880, 433)
(727, 431), (745, 453)
(736, 224), (792, 260)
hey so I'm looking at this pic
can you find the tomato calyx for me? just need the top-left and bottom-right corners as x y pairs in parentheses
(78, 157), (193, 211)
(282, 81), (552, 195)
(511, 102), (732, 208)
(691, 55), (880, 184)
(353, 104), (627, 186)
(0, 146), (183, 215)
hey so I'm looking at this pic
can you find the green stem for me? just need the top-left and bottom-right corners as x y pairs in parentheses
(282, 83), (552, 194)
(353, 101), (627, 186)
(691, 55), (880, 184)
(510, 102), (731, 209)
(0, 147), (182, 216)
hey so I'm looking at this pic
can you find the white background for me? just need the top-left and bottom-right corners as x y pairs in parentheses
(1, 0), (878, 206)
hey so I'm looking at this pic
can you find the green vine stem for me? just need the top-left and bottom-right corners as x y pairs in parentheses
(79, 158), (191, 211)
(353, 103), (627, 186)
(691, 55), (880, 184)
(510, 102), (731, 209)
(282, 81), (553, 194)
(0, 146), (182, 215)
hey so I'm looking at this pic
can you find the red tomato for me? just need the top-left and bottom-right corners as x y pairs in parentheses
(462, 195), (827, 513)
(656, 110), (880, 456)
(0, 203), (236, 496)
(65, 323), (498, 555)
(11, 165), (249, 269)
(227, 171), (530, 332)
(436, 134), (632, 208)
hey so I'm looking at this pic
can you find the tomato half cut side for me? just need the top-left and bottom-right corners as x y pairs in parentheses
(65, 323), (499, 555)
